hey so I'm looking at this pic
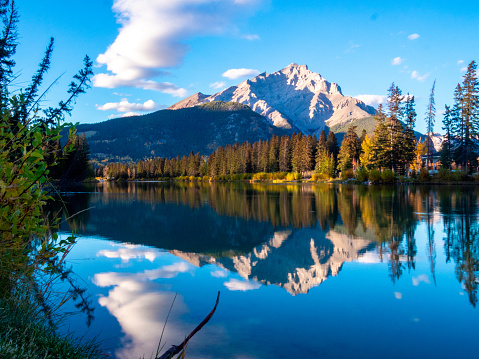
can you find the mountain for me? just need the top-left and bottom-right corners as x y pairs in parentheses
(194, 63), (376, 136)
(167, 92), (209, 110)
(76, 102), (291, 161)
(170, 228), (374, 295)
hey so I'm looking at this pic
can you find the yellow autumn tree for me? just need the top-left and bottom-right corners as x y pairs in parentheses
(410, 139), (427, 173)
(360, 135), (374, 169)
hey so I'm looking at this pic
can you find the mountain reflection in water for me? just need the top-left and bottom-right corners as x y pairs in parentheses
(57, 182), (479, 306)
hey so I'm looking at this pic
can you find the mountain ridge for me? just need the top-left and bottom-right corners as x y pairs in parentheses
(188, 63), (376, 136)
(76, 101), (291, 161)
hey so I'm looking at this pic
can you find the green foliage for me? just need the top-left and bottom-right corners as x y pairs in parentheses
(0, 291), (101, 358)
(355, 168), (369, 182)
(381, 169), (396, 183)
(0, 1), (96, 355)
(369, 169), (382, 184)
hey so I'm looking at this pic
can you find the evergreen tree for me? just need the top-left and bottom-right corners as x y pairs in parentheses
(291, 133), (302, 173)
(425, 80), (436, 170)
(371, 104), (391, 169)
(279, 135), (291, 172)
(338, 126), (360, 173)
(440, 105), (454, 170)
(403, 94), (417, 174)
(386, 83), (405, 172)
(326, 130), (339, 172)
(315, 129), (327, 171)
(452, 61), (479, 173)
(359, 129), (367, 146)
(268, 135), (280, 172)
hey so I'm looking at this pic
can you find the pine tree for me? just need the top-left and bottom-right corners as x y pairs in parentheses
(403, 94), (417, 174)
(425, 80), (436, 170)
(452, 61), (479, 173)
(326, 130), (339, 172)
(338, 126), (360, 173)
(268, 135), (280, 172)
(279, 135), (291, 172)
(371, 104), (391, 169)
(291, 133), (302, 173)
(0, 1), (18, 108)
(386, 83), (405, 172)
(440, 105), (454, 170)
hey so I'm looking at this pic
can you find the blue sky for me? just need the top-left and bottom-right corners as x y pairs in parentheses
(15, 0), (479, 134)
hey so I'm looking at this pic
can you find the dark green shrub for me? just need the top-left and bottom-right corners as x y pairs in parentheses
(381, 169), (396, 183)
(452, 170), (468, 182)
(369, 169), (382, 184)
(434, 168), (451, 181)
(355, 168), (369, 182)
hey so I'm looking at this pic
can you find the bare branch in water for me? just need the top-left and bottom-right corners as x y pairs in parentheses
(157, 291), (220, 359)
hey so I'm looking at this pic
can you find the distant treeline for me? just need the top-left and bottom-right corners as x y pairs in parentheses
(97, 60), (479, 180)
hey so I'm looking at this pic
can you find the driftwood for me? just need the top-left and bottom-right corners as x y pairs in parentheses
(157, 291), (220, 359)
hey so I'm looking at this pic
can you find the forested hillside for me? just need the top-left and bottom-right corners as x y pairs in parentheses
(76, 101), (292, 162)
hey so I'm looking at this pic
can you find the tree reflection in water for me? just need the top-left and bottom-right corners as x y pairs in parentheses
(58, 182), (479, 306)
(441, 188), (479, 307)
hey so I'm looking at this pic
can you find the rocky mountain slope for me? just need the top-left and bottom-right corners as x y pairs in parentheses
(167, 92), (209, 110)
(192, 63), (376, 136)
(171, 228), (374, 295)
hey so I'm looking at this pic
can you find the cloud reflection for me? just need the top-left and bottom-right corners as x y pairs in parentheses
(211, 269), (228, 278)
(97, 243), (164, 263)
(412, 274), (430, 286)
(93, 261), (192, 359)
(224, 278), (261, 291)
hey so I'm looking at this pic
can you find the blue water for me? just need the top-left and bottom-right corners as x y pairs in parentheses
(57, 182), (479, 358)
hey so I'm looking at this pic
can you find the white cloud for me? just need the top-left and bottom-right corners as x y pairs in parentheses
(209, 81), (227, 89)
(224, 278), (261, 291)
(93, 74), (187, 97)
(408, 33), (420, 40)
(412, 274), (430, 286)
(211, 269), (228, 278)
(460, 66), (467, 73)
(392, 57), (404, 65)
(96, 98), (160, 113)
(411, 70), (430, 82)
(242, 34), (260, 40)
(458, 60), (464, 65)
(222, 68), (261, 79)
(122, 112), (140, 117)
(355, 94), (387, 108)
(95, 0), (260, 93)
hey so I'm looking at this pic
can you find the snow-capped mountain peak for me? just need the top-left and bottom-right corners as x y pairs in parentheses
(198, 63), (375, 136)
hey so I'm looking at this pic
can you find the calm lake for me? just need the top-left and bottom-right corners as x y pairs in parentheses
(56, 182), (479, 359)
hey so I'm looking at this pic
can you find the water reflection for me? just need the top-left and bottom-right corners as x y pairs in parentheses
(58, 182), (479, 306)
(441, 192), (479, 307)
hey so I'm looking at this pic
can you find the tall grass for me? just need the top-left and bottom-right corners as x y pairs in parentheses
(0, 284), (102, 358)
